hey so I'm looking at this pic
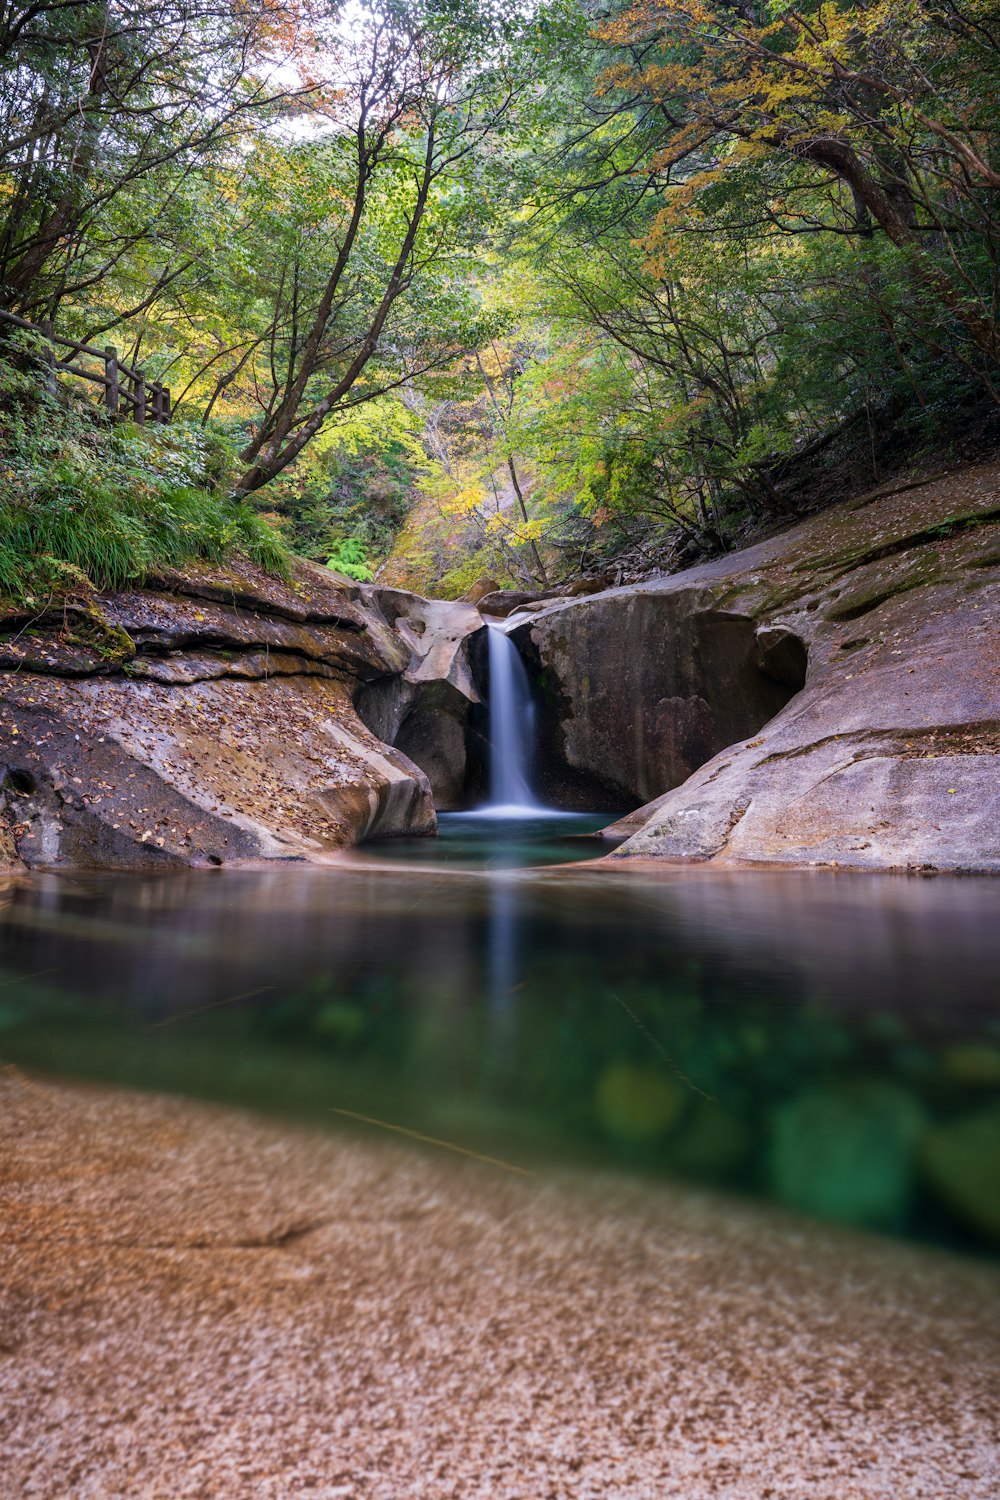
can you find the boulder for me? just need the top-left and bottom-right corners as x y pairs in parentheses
(354, 586), (483, 809)
(476, 588), (547, 618)
(594, 1062), (686, 1142)
(463, 576), (501, 605)
(664, 1099), (750, 1182)
(511, 591), (794, 809)
(563, 574), (616, 597)
(515, 460), (1000, 869)
(476, 576), (613, 619)
(0, 558), (435, 869)
(920, 1103), (1000, 1247)
(769, 1081), (926, 1232)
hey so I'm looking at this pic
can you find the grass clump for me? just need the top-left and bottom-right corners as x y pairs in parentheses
(0, 360), (288, 604)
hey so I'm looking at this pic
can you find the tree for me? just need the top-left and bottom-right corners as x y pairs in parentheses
(0, 0), (309, 315)
(232, 0), (526, 496)
(597, 0), (1000, 375)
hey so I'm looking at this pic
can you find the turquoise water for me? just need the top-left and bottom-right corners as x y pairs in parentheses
(359, 810), (615, 868)
(1, 815), (998, 1255)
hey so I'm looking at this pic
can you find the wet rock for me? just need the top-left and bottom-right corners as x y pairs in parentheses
(0, 809), (20, 870)
(513, 593), (794, 808)
(0, 560), (436, 869)
(942, 1043), (1000, 1087)
(391, 680), (474, 810)
(595, 1062), (686, 1141)
(665, 1099), (750, 1181)
(356, 587), (483, 809)
(5, 1076), (1000, 1500)
(585, 460), (1000, 870)
(754, 623), (809, 689)
(314, 1001), (367, 1044)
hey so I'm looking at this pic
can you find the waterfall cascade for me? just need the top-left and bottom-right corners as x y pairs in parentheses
(485, 624), (540, 814)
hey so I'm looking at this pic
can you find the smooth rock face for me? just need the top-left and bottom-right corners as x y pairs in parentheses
(355, 587), (483, 810)
(0, 558), (437, 868)
(513, 592), (796, 808)
(518, 462), (1000, 870)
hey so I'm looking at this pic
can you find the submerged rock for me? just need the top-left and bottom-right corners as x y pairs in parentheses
(664, 1098), (750, 1181)
(921, 1104), (1000, 1247)
(769, 1081), (925, 1232)
(5, 1075), (999, 1500)
(942, 1043), (1000, 1088)
(595, 1061), (686, 1141)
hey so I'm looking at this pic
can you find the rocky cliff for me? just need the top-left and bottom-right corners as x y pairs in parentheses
(513, 461), (1000, 873)
(0, 559), (448, 869)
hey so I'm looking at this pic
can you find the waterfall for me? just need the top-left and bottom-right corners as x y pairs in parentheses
(485, 624), (538, 813)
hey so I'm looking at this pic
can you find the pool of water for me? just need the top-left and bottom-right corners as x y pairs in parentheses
(1, 816), (999, 1256)
(358, 809), (616, 869)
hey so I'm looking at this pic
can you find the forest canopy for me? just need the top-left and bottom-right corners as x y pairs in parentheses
(1, 0), (998, 599)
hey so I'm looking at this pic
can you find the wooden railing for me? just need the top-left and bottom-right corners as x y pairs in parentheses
(0, 308), (171, 425)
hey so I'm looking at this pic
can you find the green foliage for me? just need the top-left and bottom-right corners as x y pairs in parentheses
(326, 538), (375, 583)
(380, 0), (1000, 590)
(0, 367), (287, 602)
(2, 0), (998, 598)
(262, 400), (423, 573)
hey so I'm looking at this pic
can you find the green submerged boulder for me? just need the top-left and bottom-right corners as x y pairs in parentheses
(595, 1062), (686, 1141)
(769, 1080), (925, 1232)
(920, 1103), (1000, 1247)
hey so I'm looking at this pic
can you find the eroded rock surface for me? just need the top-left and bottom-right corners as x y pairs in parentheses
(512, 591), (796, 809)
(515, 462), (1000, 871)
(355, 587), (483, 809)
(0, 558), (437, 868)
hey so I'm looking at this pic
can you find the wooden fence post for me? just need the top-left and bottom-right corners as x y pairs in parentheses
(40, 320), (56, 397)
(0, 312), (175, 424)
(104, 347), (119, 418)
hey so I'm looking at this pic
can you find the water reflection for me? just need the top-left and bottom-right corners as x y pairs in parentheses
(1, 837), (999, 1255)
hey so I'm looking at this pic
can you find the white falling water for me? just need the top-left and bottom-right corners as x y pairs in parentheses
(485, 624), (539, 815)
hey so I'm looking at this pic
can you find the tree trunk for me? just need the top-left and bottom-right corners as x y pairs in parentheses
(800, 136), (1000, 370)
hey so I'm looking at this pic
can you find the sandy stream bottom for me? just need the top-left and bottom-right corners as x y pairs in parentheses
(1, 1071), (998, 1500)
